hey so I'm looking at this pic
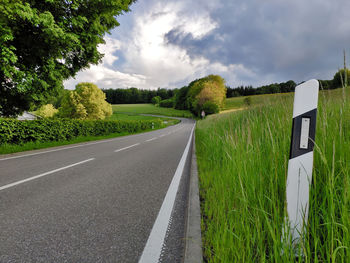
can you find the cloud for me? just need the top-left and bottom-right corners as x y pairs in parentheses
(65, 0), (350, 90)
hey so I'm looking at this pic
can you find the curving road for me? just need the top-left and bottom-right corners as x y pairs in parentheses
(0, 118), (195, 263)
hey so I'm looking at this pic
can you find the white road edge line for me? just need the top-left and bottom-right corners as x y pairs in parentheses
(139, 124), (195, 263)
(0, 158), (95, 192)
(159, 134), (165, 138)
(146, 138), (157, 142)
(114, 143), (140, 153)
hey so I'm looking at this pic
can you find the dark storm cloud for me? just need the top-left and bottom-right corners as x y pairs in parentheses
(165, 0), (350, 85)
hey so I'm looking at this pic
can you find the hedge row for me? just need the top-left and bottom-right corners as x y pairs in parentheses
(0, 118), (162, 145)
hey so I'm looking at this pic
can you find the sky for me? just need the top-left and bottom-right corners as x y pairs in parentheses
(64, 0), (350, 90)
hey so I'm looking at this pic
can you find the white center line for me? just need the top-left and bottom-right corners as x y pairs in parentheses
(114, 143), (140, 153)
(139, 124), (195, 263)
(146, 138), (157, 142)
(0, 158), (95, 192)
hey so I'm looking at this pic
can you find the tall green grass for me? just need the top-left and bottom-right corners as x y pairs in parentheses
(196, 88), (349, 262)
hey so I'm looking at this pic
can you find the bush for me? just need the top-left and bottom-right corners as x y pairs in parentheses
(0, 119), (162, 145)
(159, 98), (174, 108)
(36, 104), (58, 118)
(58, 82), (112, 120)
(202, 101), (219, 115)
(243, 97), (252, 106)
(151, 96), (161, 105)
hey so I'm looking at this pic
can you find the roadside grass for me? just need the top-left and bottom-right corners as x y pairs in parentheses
(196, 88), (349, 262)
(0, 120), (179, 155)
(112, 104), (194, 118)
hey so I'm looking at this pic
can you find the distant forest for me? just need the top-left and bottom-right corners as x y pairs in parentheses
(102, 78), (337, 104)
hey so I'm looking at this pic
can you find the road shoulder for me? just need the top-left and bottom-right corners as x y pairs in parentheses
(184, 132), (203, 263)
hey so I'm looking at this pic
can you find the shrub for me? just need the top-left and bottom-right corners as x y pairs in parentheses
(36, 104), (58, 118)
(202, 101), (219, 115)
(151, 96), (161, 105)
(243, 97), (252, 106)
(58, 82), (112, 120)
(159, 98), (174, 108)
(0, 119), (162, 145)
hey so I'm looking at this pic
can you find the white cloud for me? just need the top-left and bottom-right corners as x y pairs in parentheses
(64, 0), (237, 90)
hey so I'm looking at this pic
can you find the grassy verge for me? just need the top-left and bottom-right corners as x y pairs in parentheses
(112, 103), (194, 118)
(0, 119), (179, 155)
(196, 88), (349, 262)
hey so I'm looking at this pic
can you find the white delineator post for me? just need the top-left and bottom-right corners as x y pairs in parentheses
(285, 79), (319, 249)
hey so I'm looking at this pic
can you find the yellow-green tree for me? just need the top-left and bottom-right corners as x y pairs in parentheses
(186, 75), (226, 115)
(59, 83), (112, 120)
(36, 104), (58, 118)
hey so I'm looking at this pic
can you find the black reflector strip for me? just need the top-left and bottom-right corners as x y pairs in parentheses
(289, 108), (317, 159)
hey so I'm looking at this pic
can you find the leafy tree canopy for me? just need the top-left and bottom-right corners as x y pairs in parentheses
(0, 0), (135, 116)
(332, 69), (350, 89)
(58, 82), (112, 120)
(186, 75), (226, 115)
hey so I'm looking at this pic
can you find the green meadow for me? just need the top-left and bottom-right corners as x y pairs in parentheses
(112, 103), (193, 118)
(196, 88), (350, 262)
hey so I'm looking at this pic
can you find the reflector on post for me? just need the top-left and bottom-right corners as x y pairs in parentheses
(284, 79), (319, 251)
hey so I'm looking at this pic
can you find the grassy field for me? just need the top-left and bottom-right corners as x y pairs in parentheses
(196, 88), (349, 262)
(224, 92), (293, 110)
(107, 112), (168, 121)
(112, 104), (193, 118)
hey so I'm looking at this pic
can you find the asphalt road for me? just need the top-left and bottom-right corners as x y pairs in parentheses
(0, 118), (195, 263)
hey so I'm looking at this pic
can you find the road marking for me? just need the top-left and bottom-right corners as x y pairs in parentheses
(0, 137), (129, 161)
(0, 123), (185, 162)
(114, 143), (140, 153)
(159, 134), (165, 138)
(146, 138), (157, 142)
(139, 124), (195, 263)
(0, 158), (95, 192)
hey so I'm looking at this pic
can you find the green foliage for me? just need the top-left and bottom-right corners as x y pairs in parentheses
(159, 98), (174, 108)
(332, 69), (350, 88)
(243, 97), (252, 106)
(59, 83), (112, 120)
(0, 0), (134, 116)
(0, 118), (161, 145)
(36, 104), (58, 118)
(151, 96), (161, 105)
(103, 88), (175, 104)
(202, 101), (219, 115)
(186, 75), (226, 115)
(174, 86), (190, 110)
(226, 81), (297, 98)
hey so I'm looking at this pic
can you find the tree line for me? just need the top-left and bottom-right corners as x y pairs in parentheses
(102, 88), (176, 104)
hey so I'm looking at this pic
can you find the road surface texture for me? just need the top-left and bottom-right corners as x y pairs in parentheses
(0, 118), (195, 263)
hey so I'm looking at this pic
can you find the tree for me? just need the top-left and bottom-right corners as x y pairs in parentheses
(0, 0), (135, 117)
(59, 82), (112, 120)
(36, 104), (58, 118)
(186, 75), (226, 115)
(151, 96), (161, 105)
(332, 69), (350, 89)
